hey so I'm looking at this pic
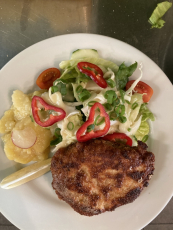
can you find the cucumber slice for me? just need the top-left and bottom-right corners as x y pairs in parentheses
(71, 49), (99, 60)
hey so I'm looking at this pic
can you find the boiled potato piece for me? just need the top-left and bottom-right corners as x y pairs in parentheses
(0, 110), (15, 134)
(2, 116), (53, 164)
(12, 90), (31, 121)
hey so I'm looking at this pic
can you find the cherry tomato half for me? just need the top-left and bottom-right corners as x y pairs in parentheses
(36, 68), (61, 89)
(126, 80), (153, 103)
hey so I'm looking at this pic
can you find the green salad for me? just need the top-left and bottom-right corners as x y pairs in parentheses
(32, 49), (155, 152)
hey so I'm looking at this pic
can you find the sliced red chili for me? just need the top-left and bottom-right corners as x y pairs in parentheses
(77, 62), (107, 88)
(101, 132), (132, 146)
(76, 102), (110, 142)
(31, 96), (66, 127)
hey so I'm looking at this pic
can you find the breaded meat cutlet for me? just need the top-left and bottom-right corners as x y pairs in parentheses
(51, 139), (155, 216)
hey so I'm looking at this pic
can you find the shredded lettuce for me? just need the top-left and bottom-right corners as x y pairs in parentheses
(139, 103), (155, 122)
(61, 112), (83, 140)
(126, 116), (142, 136)
(107, 121), (119, 134)
(85, 81), (103, 92)
(119, 93), (143, 134)
(52, 81), (75, 102)
(41, 89), (77, 116)
(149, 1), (172, 29)
(52, 112), (83, 152)
(129, 94), (143, 123)
(125, 63), (143, 96)
(81, 90), (107, 118)
(116, 62), (137, 90)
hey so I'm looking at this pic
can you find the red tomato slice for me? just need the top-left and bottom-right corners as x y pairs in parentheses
(36, 68), (61, 89)
(126, 80), (153, 103)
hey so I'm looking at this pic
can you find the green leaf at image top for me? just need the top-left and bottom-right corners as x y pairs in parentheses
(149, 1), (172, 29)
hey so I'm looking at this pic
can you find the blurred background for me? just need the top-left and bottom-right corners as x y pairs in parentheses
(0, 0), (173, 229)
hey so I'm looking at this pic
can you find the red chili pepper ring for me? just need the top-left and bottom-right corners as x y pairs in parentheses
(31, 96), (66, 127)
(77, 62), (107, 88)
(76, 102), (110, 142)
(101, 133), (132, 146)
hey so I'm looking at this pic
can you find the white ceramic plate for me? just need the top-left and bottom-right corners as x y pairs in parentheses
(0, 34), (173, 230)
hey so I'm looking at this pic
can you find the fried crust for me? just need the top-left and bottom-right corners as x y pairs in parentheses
(51, 140), (155, 216)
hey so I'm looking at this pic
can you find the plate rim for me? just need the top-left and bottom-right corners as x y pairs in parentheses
(0, 33), (173, 230)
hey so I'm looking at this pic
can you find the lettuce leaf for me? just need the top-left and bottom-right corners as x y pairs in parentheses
(59, 64), (93, 84)
(58, 68), (78, 84)
(139, 103), (155, 122)
(125, 63), (143, 96)
(59, 57), (119, 73)
(59, 57), (119, 85)
(116, 62), (137, 90)
(135, 121), (150, 141)
(134, 103), (154, 141)
(58, 66), (91, 84)
(74, 67), (91, 83)
(149, 1), (172, 29)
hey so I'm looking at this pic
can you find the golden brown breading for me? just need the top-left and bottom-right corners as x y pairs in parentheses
(51, 139), (155, 216)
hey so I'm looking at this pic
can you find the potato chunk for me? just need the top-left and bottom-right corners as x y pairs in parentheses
(0, 109), (15, 134)
(2, 116), (53, 164)
(12, 90), (31, 121)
